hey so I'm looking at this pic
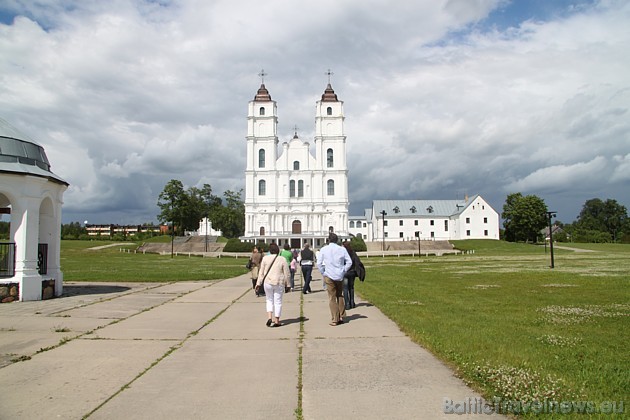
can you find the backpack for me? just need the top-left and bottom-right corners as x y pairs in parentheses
(354, 254), (366, 282)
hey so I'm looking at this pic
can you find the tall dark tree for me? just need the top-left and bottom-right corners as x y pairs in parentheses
(157, 179), (186, 235)
(213, 189), (245, 238)
(502, 193), (548, 243)
(575, 198), (628, 241)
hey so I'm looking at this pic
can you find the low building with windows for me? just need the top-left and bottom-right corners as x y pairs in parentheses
(349, 195), (499, 242)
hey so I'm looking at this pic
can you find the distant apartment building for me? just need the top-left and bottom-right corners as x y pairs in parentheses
(86, 224), (163, 237)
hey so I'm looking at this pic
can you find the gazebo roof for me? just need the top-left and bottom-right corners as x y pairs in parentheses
(0, 118), (68, 186)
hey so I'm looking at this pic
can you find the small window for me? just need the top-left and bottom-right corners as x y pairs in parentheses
(293, 161), (299, 170)
(327, 179), (335, 195)
(410, 206), (417, 213)
(258, 149), (265, 168)
(431, 232), (435, 238)
(430, 220), (434, 226)
(466, 217), (470, 224)
(484, 230), (489, 236)
(444, 220), (448, 232)
(258, 180), (266, 195)
(415, 231), (420, 238)
(259, 107), (265, 116)
(393, 206), (400, 214)
(399, 220), (403, 226)
(399, 232), (404, 238)
(327, 148), (334, 168)
(260, 226), (265, 235)
(384, 221), (388, 227)
(327, 106), (332, 116)
(384, 232), (389, 238)
(466, 230), (471, 236)
(414, 220), (418, 226)
(484, 217), (488, 223)
(298, 180), (304, 197)
(290, 180), (296, 197)
(363, 223), (367, 228)
(350, 221), (355, 228)
(426, 206), (434, 213)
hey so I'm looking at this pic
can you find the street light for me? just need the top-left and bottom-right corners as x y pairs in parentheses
(417, 231), (422, 258)
(381, 210), (387, 251)
(545, 211), (557, 268)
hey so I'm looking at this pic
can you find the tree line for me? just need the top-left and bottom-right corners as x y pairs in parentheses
(502, 193), (629, 243)
(157, 179), (244, 239)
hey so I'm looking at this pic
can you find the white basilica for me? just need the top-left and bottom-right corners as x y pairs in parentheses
(242, 78), (349, 249)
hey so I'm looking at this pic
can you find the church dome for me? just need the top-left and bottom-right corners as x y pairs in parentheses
(0, 117), (68, 185)
(321, 83), (339, 102)
(254, 84), (272, 101)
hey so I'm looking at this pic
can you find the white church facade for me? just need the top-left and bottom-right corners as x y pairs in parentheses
(241, 78), (349, 249)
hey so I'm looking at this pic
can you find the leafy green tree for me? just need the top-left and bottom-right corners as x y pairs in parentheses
(574, 198), (628, 242)
(502, 193), (548, 243)
(157, 179), (186, 235)
(61, 222), (86, 239)
(214, 189), (245, 238)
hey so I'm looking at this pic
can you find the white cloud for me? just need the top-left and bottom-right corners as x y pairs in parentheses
(0, 0), (628, 224)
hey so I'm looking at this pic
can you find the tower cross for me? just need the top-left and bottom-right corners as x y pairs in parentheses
(258, 69), (268, 84)
(325, 69), (334, 84)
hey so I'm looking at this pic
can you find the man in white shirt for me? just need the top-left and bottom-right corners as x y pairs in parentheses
(316, 233), (352, 326)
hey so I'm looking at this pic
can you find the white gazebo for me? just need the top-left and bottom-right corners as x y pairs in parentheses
(0, 118), (68, 302)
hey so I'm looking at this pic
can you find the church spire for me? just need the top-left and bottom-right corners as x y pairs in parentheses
(254, 69), (272, 101)
(321, 69), (338, 102)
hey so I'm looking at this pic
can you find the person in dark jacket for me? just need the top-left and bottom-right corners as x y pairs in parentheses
(299, 243), (314, 294)
(342, 241), (359, 309)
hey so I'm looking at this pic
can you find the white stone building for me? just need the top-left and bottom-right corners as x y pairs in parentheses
(349, 195), (500, 241)
(0, 118), (68, 302)
(242, 80), (349, 249)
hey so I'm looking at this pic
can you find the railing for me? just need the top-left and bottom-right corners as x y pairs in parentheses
(38, 243), (48, 275)
(0, 242), (16, 278)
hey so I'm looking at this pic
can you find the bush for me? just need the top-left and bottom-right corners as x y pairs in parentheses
(223, 238), (257, 252)
(350, 236), (367, 252)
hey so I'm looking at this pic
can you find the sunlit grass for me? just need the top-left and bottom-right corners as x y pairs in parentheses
(61, 240), (248, 282)
(357, 241), (629, 418)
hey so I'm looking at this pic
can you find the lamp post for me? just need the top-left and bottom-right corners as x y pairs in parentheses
(380, 210), (387, 251)
(545, 211), (556, 268)
(417, 231), (422, 258)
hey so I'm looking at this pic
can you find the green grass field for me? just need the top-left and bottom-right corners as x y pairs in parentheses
(60, 239), (628, 417)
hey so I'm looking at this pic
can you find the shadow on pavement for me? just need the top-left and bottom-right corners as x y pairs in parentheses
(61, 285), (131, 297)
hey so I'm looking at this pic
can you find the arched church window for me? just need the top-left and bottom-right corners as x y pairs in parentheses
(289, 180), (296, 197)
(327, 179), (335, 195)
(327, 148), (334, 168)
(258, 180), (266, 196)
(298, 180), (304, 197)
(259, 107), (265, 116)
(327, 107), (332, 116)
(258, 149), (265, 168)
(293, 161), (299, 170)
(260, 226), (265, 236)
(349, 221), (355, 228)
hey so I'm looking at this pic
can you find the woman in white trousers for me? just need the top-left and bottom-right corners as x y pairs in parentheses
(256, 243), (291, 327)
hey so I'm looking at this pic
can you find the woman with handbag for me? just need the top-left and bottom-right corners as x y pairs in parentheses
(250, 247), (263, 296)
(255, 243), (291, 327)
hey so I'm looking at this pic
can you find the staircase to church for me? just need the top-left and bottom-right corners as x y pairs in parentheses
(137, 235), (224, 254)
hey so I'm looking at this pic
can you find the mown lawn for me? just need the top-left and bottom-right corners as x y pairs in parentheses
(356, 241), (629, 418)
(61, 240), (248, 282)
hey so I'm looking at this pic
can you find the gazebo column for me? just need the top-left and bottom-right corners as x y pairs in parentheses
(12, 197), (42, 301)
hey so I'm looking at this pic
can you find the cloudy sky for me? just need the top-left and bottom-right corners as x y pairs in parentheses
(1, 0), (628, 226)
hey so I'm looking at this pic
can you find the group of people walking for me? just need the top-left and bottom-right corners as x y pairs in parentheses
(248, 233), (364, 328)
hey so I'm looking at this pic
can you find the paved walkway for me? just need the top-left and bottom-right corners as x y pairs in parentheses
(0, 271), (500, 419)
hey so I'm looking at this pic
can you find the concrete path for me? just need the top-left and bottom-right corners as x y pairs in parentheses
(0, 272), (501, 419)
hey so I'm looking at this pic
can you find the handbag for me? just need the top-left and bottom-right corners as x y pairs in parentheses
(255, 254), (279, 293)
(246, 259), (253, 270)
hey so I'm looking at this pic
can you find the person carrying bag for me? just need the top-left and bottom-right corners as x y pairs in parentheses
(255, 243), (290, 327)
